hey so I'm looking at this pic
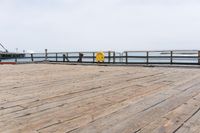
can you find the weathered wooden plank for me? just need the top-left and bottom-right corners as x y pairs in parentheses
(60, 81), (200, 133)
(0, 78), (168, 131)
(175, 106), (200, 133)
(1, 64), (200, 133)
(140, 93), (200, 133)
(0, 106), (24, 116)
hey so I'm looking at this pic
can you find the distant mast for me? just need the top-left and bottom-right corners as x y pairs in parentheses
(0, 42), (8, 52)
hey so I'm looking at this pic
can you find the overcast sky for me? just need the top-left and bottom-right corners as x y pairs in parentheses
(0, 0), (200, 52)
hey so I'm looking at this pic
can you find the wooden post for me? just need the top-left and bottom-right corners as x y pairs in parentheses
(31, 54), (34, 62)
(113, 52), (115, 64)
(63, 54), (65, 62)
(120, 53), (123, 63)
(66, 53), (69, 62)
(55, 53), (57, 62)
(45, 49), (48, 61)
(108, 51), (111, 63)
(170, 51), (173, 64)
(125, 52), (128, 64)
(198, 51), (200, 64)
(146, 51), (149, 64)
(93, 52), (95, 63)
(78, 53), (83, 63)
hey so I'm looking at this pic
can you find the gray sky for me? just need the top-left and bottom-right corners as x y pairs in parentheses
(1, 0), (200, 52)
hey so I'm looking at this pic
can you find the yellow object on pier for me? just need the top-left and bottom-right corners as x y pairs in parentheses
(96, 52), (105, 62)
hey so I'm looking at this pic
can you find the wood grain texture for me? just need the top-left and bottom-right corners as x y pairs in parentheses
(0, 64), (200, 133)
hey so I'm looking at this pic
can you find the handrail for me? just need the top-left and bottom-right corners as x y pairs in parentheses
(1, 50), (200, 65)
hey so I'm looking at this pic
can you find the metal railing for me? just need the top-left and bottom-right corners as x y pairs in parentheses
(1, 50), (200, 65)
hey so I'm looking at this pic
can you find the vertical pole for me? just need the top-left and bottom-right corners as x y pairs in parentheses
(56, 53), (58, 62)
(125, 52), (128, 64)
(113, 52), (115, 64)
(63, 54), (65, 62)
(120, 53), (123, 63)
(45, 49), (47, 61)
(146, 51), (149, 64)
(78, 53), (83, 63)
(93, 52), (95, 63)
(78, 52), (80, 62)
(66, 53), (69, 62)
(170, 51), (173, 64)
(198, 51), (200, 64)
(31, 54), (34, 62)
(108, 51), (110, 63)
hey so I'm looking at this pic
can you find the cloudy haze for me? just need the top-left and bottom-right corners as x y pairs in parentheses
(0, 0), (200, 52)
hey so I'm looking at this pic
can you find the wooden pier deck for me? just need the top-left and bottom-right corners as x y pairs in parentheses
(0, 64), (200, 133)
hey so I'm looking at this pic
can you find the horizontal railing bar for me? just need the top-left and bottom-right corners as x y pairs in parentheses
(126, 62), (199, 65)
(1, 50), (198, 55)
(127, 56), (199, 58)
(1, 56), (199, 59)
(124, 50), (199, 52)
(21, 51), (115, 55)
(0, 56), (199, 58)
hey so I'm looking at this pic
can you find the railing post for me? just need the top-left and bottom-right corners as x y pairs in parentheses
(78, 52), (83, 63)
(108, 51), (111, 63)
(45, 49), (48, 61)
(125, 52), (128, 64)
(146, 51), (149, 64)
(120, 53), (123, 63)
(66, 53), (69, 62)
(170, 51), (173, 64)
(31, 54), (34, 62)
(93, 52), (95, 63)
(198, 51), (200, 64)
(56, 53), (58, 62)
(63, 54), (65, 62)
(113, 52), (115, 64)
